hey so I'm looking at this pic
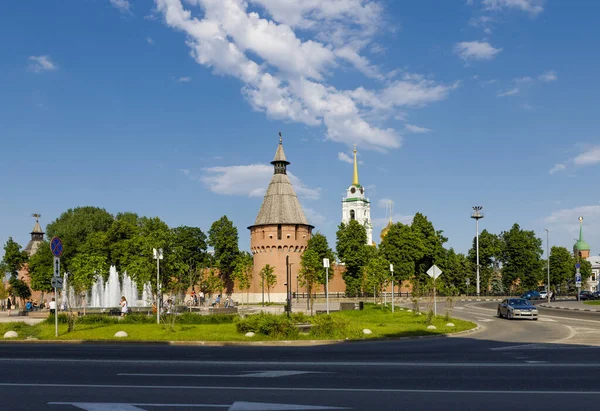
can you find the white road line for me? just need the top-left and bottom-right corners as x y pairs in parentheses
(2, 382), (599, 395)
(118, 371), (325, 378)
(1, 360), (600, 368)
(48, 401), (348, 410)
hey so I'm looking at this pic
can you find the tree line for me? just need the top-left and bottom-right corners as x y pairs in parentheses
(2, 207), (591, 304)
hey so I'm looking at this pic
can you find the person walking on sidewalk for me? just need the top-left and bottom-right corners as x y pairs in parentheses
(6, 298), (12, 316)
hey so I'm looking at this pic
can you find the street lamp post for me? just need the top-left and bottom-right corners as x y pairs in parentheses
(390, 264), (394, 314)
(323, 258), (330, 314)
(153, 248), (163, 324)
(471, 206), (484, 297)
(545, 229), (550, 303)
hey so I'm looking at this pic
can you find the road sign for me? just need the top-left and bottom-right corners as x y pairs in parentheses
(53, 256), (60, 278)
(576, 262), (581, 269)
(51, 277), (63, 289)
(50, 237), (63, 257)
(427, 264), (443, 279)
(323, 258), (330, 268)
(466, 278), (470, 285)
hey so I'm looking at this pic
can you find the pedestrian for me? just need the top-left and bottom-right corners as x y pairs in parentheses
(212, 294), (221, 307)
(120, 296), (128, 317)
(7, 298), (12, 316)
(48, 298), (56, 315)
(199, 291), (205, 306)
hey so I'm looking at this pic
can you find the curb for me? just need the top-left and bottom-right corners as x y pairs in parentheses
(539, 304), (600, 313)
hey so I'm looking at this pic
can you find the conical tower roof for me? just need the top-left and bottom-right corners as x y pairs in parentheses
(24, 214), (44, 256)
(250, 135), (312, 228)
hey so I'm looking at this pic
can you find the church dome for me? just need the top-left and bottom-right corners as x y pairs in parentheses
(574, 239), (590, 252)
(380, 221), (393, 241)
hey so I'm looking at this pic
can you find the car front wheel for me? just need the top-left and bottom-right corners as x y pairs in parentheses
(497, 309), (503, 318)
(507, 311), (512, 320)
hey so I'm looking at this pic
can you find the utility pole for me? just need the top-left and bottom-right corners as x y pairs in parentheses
(323, 258), (330, 314)
(471, 206), (484, 297)
(545, 229), (550, 303)
(153, 248), (163, 324)
(390, 264), (394, 313)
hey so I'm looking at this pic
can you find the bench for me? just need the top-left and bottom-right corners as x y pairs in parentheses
(208, 307), (238, 314)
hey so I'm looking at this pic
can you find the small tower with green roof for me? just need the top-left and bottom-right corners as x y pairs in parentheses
(573, 216), (591, 259)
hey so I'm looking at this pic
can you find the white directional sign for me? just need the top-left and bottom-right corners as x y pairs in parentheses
(53, 256), (60, 278)
(51, 277), (63, 289)
(323, 258), (330, 268)
(427, 264), (442, 279)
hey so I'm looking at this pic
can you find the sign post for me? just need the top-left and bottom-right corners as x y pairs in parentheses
(575, 263), (582, 301)
(323, 258), (330, 314)
(466, 278), (470, 296)
(427, 265), (443, 316)
(390, 264), (394, 314)
(50, 237), (63, 337)
(153, 248), (163, 324)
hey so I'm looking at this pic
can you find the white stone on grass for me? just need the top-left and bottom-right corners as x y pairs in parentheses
(114, 331), (128, 338)
(427, 325), (437, 330)
(362, 329), (372, 335)
(446, 323), (455, 327)
(3, 331), (18, 339)
(245, 332), (256, 338)
(407, 309), (413, 312)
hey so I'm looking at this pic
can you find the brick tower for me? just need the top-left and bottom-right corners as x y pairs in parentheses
(248, 134), (313, 303)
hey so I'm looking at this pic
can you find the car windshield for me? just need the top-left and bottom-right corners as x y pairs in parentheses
(509, 299), (530, 306)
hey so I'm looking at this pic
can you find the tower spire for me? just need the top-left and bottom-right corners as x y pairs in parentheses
(579, 216), (584, 242)
(352, 144), (359, 186)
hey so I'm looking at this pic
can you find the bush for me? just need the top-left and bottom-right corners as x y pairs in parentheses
(309, 314), (349, 339)
(235, 313), (299, 339)
(177, 312), (236, 324)
(45, 313), (69, 324)
(121, 313), (155, 324)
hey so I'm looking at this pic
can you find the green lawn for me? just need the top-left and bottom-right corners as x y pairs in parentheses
(583, 300), (600, 306)
(0, 305), (475, 342)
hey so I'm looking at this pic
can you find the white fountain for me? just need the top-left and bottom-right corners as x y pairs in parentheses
(59, 266), (152, 308)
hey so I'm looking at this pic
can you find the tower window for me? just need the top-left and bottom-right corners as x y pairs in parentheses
(350, 210), (355, 220)
(262, 230), (265, 239)
(295, 225), (298, 240)
(278, 224), (282, 240)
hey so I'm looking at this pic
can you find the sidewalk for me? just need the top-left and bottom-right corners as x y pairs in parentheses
(539, 299), (600, 312)
(0, 311), (47, 324)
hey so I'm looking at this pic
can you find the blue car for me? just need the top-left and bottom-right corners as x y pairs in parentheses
(521, 290), (541, 300)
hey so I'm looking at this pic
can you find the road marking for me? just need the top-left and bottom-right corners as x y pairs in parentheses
(48, 401), (348, 410)
(118, 371), (326, 378)
(7, 383), (600, 395)
(477, 319), (494, 322)
(525, 361), (548, 364)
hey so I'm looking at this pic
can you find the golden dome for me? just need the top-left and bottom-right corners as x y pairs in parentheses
(380, 221), (393, 241)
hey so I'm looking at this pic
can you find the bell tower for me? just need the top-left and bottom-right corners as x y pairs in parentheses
(341, 145), (373, 245)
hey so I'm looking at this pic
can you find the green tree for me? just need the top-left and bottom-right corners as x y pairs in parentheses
(0, 280), (7, 301)
(201, 268), (225, 298)
(380, 222), (425, 293)
(411, 213), (447, 292)
(69, 254), (109, 293)
(231, 251), (253, 305)
(298, 248), (321, 314)
(549, 246), (574, 291)
(208, 216), (240, 291)
(468, 229), (501, 295)
(45, 206), (114, 270)
(439, 249), (472, 294)
(362, 254), (391, 302)
(1, 237), (29, 277)
(8, 277), (31, 306)
(500, 224), (543, 292)
(259, 264), (276, 303)
(336, 220), (368, 296)
(171, 226), (208, 270)
(28, 240), (54, 292)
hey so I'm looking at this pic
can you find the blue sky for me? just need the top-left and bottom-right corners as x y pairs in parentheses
(1, 0), (599, 260)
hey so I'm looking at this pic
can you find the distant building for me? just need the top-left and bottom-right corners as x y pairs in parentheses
(573, 216), (598, 291)
(587, 255), (600, 292)
(341, 146), (373, 245)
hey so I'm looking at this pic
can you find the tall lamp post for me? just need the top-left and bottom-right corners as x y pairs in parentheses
(153, 248), (163, 324)
(545, 229), (550, 303)
(323, 258), (330, 314)
(390, 264), (394, 314)
(471, 206), (484, 297)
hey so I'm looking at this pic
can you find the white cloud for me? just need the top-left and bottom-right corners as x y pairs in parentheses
(377, 198), (392, 208)
(481, 0), (544, 15)
(156, 0), (456, 151)
(574, 146), (600, 166)
(144, 14), (157, 20)
(497, 87), (520, 97)
(548, 146), (600, 175)
(147, 37), (155, 45)
(372, 213), (414, 227)
(109, 0), (132, 14)
(545, 205), (600, 224)
(338, 152), (353, 164)
(303, 207), (326, 225)
(196, 164), (320, 199)
(28, 55), (57, 73)
(538, 70), (557, 82)
(548, 163), (567, 175)
(177, 76), (191, 82)
(404, 124), (432, 134)
(454, 41), (502, 61)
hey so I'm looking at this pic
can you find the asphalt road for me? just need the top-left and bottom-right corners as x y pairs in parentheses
(2, 300), (600, 411)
